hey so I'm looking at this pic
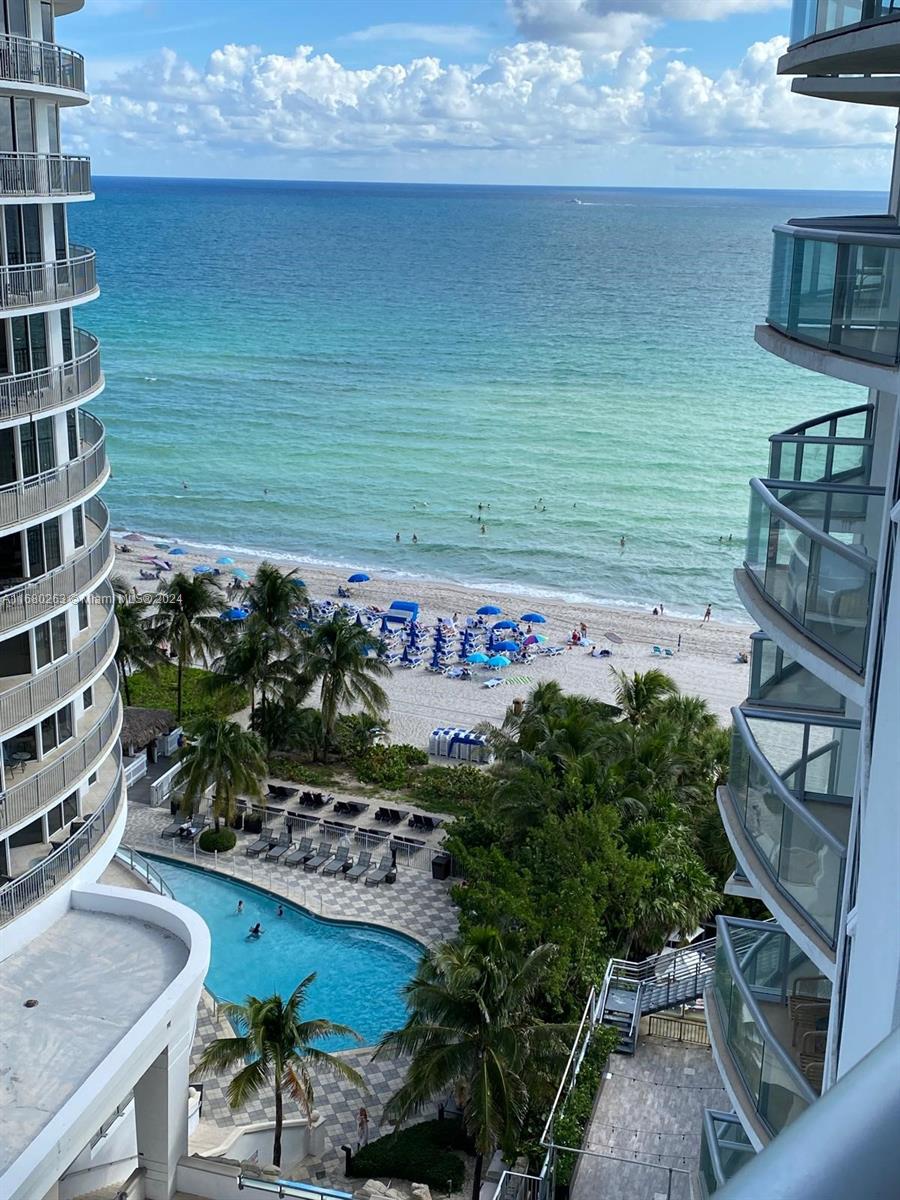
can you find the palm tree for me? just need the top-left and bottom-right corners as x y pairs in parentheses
(151, 572), (226, 722)
(111, 574), (165, 706)
(376, 929), (573, 1200)
(196, 975), (365, 1168)
(296, 613), (389, 750)
(212, 614), (303, 721)
(178, 715), (267, 831)
(243, 561), (307, 630)
(611, 668), (679, 726)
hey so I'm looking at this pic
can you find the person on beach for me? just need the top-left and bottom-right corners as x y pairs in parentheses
(357, 1107), (370, 1149)
(653, 606), (659, 617)
(580, 622), (588, 640)
(703, 604), (712, 623)
(659, 602), (665, 615)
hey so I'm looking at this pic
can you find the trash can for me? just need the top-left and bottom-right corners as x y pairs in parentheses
(431, 852), (451, 881)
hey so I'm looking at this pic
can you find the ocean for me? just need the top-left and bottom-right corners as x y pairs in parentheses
(68, 179), (878, 620)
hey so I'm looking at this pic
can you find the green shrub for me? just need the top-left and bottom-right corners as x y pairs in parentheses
(355, 743), (428, 789)
(198, 827), (237, 854)
(243, 813), (263, 835)
(348, 1119), (468, 1190)
(128, 665), (247, 723)
(554, 1027), (620, 1187)
(412, 764), (494, 814)
(267, 755), (337, 788)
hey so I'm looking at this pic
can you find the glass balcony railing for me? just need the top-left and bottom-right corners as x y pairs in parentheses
(726, 708), (854, 944)
(767, 219), (900, 366)
(745, 478), (882, 672)
(768, 404), (874, 487)
(748, 634), (847, 714)
(699, 1110), (756, 1197)
(790, 0), (899, 46)
(711, 918), (829, 1139)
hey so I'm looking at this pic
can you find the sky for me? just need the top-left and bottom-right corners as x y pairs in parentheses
(62, 0), (896, 189)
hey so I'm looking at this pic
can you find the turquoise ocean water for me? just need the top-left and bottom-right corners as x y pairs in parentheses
(70, 180), (877, 619)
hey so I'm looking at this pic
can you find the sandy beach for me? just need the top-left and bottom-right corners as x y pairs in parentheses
(113, 532), (752, 744)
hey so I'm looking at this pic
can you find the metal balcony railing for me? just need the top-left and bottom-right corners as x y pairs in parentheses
(0, 494), (111, 634)
(0, 245), (97, 312)
(0, 662), (119, 830)
(0, 578), (115, 732)
(0, 751), (123, 925)
(698, 1110), (756, 1197)
(768, 404), (874, 487)
(0, 151), (91, 198)
(0, 329), (101, 421)
(0, 32), (85, 93)
(0, 410), (106, 531)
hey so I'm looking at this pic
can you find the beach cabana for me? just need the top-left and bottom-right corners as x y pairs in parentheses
(379, 600), (420, 629)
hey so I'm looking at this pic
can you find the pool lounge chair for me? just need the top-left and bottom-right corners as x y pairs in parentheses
(265, 830), (293, 861)
(180, 816), (207, 842)
(345, 849), (372, 882)
(284, 837), (315, 867)
(304, 841), (333, 872)
(160, 815), (189, 837)
(365, 853), (395, 887)
(322, 846), (351, 876)
(246, 830), (274, 857)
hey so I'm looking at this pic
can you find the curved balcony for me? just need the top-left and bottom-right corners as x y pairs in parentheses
(744, 477), (882, 674)
(785, 1), (900, 76)
(0, 410), (106, 532)
(0, 749), (123, 925)
(706, 918), (828, 1146)
(0, 33), (86, 101)
(722, 708), (854, 960)
(0, 245), (97, 314)
(698, 1110), (755, 1197)
(768, 404), (874, 488)
(0, 151), (91, 200)
(0, 662), (119, 832)
(748, 633), (847, 715)
(0, 495), (111, 636)
(766, 218), (900, 369)
(0, 329), (102, 421)
(0, 577), (115, 734)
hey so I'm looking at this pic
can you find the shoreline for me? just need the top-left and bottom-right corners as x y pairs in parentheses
(113, 527), (753, 746)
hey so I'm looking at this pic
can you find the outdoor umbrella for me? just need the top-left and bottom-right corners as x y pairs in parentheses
(292, 579), (307, 588)
(467, 652), (489, 664)
(217, 556), (234, 565)
(220, 607), (249, 622)
(400, 644), (416, 665)
(348, 572), (370, 583)
(170, 547), (186, 555)
(520, 612), (546, 623)
(487, 654), (511, 668)
(493, 619), (517, 630)
(231, 568), (250, 580)
(477, 604), (502, 615)
(430, 647), (444, 670)
(494, 640), (520, 652)
(193, 564), (214, 574)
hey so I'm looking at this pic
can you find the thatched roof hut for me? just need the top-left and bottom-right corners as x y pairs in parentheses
(120, 706), (176, 754)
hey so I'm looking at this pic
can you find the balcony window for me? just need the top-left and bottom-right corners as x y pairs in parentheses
(790, 0), (898, 44)
(748, 635), (846, 714)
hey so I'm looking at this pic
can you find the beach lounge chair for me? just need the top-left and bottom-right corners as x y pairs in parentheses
(483, 677), (504, 689)
(651, 645), (663, 656)
(663, 647), (674, 657)
(284, 837), (315, 867)
(323, 846), (351, 876)
(365, 853), (395, 887)
(266, 830), (293, 861)
(346, 849), (372, 882)
(303, 841), (333, 872)
(246, 830), (274, 857)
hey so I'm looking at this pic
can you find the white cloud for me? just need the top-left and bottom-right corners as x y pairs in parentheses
(341, 23), (487, 49)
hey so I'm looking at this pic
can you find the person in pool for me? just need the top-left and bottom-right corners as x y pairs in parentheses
(276, 904), (284, 918)
(248, 923), (263, 938)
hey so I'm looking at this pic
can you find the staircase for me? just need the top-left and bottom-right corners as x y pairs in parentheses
(596, 937), (716, 1054)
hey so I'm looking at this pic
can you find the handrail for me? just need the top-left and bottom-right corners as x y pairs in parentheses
(0, 494), (111, 633)
(770, 403), (873, 442)
(748, 477), (878, 570)
(774, 215), (900, 249)
(0, 576), (116, 731)
(0, 150), (91, 197)
(0, 410), (106, 530)
(0, 244), (97, 311)
(0, 661), (120, 830)
(0, 328), (102, 420)
(716, 917), (819, 1107)
(539, 986), (596, 1146)
(0, 751), (124, 924)
(737, 703), (859, 731)
(236, 1176), (353, 1199)
(701, 1109), (752, 1191)
(0, 32), (85, 93)
(115, 845), (175, 899)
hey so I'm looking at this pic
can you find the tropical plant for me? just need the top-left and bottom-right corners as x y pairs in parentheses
(213, 616), (306, 722)
(295, 613), (390, 750)
(111, 573), (165, 706)
(242, 561), (307, 630)
(178, 715), (267, 831)
(196, 975), (365, 1168)
(376, 929), (573, 1200)
(151, 572), (226, 722)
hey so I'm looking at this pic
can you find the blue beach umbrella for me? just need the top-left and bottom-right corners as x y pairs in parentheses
(493, 619), (517, 630)
(220, 607), (249, 622)
(231, 567), (249, 580)
(520, 612), (546, 623)
(467, 652), (489, 664)
(193, 564), (214, 574)
(487, 654), (511, 668)
(477, 604), (502, 616)
(348, 572), (370, 583)
(170, 547), (186, 555)
(292, 578), (307, 589)
(494, 640), (520, 653)
(217, 556), (234, 565)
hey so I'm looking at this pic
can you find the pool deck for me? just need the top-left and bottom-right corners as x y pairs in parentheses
(121, 803), (459, 1184)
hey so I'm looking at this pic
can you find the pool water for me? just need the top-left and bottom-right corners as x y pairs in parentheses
(148, 856), (422, 1048)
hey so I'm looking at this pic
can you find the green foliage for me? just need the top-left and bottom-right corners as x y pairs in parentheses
(128, 665), (246, 723)
(412, 764), (494, 814)
(553, 1029), (620, 1187)
(199, 827), (237, 853)
(267, 755), (338, 788)
(332, 712), (385, 760)
(348, 1119), (468, 1190)
(355, 743), (428, 789)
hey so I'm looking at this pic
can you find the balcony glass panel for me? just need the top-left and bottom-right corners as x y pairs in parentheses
(768, 404), (873, 487)
(699, 1111), (756, 1197)
(745, 482), (878, 672)
(791, 0), (898, 44)
(767, 228), (900, 366)
(748, 635), (846, 714)
(713, 920), (828, 1138)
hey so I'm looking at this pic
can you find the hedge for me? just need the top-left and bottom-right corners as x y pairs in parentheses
(347, 1118), (469, 1190)
(553, 1026), (620, 1188)
(198, 827), (237, 853)
(354, 744), (428, 790)
(412, 764), (494, 814)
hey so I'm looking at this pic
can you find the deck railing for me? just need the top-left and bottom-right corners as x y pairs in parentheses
(0, 245), (97, 312)
(115, 845), (176, 899)
(0, 329), (102, 420)
(0, 410), (106, 530)
(0, 32), (85, 92)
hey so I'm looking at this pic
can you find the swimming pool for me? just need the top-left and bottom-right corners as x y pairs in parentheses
(147, 856), (422, 1048)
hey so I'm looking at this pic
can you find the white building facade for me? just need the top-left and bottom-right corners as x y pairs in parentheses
(699, 3), (900, 1194)
(0, 5), (209, 1200)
